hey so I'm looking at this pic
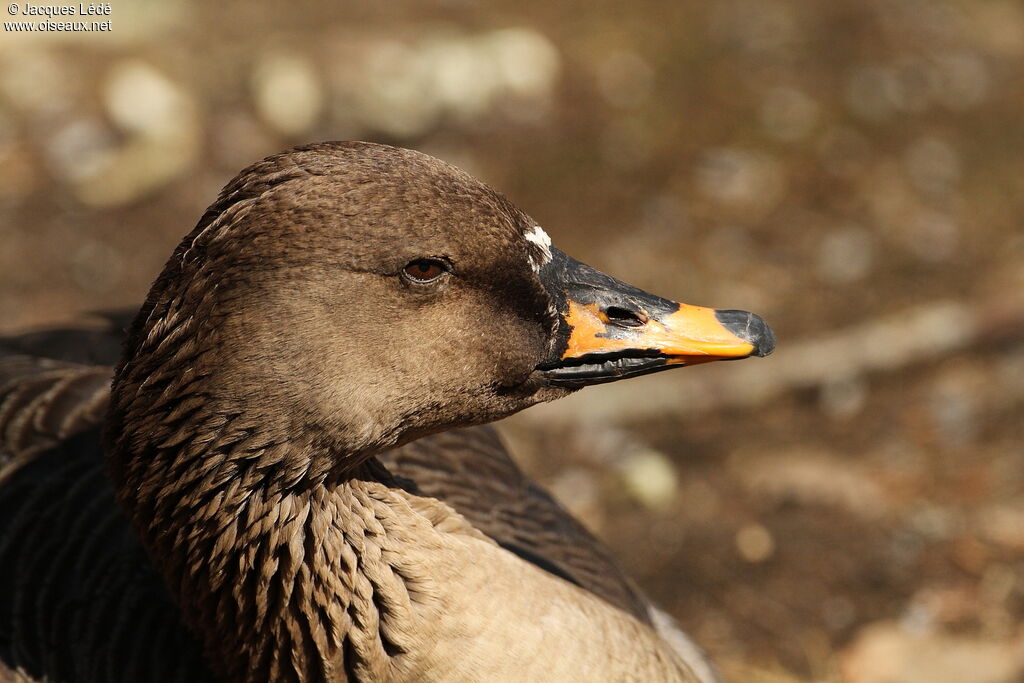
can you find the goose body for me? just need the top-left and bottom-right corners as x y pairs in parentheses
(0, 142), (773, 682)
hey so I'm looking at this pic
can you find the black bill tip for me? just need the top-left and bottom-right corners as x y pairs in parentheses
(714, 310), (776, 357)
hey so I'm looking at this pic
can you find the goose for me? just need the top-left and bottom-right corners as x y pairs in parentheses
(0, 142), (774, 682)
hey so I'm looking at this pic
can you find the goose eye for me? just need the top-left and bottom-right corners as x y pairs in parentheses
(401, 259), (448, 284)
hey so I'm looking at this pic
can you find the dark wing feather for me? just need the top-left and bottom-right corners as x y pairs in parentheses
(0, 310), (128, 366)
(0, 427), (211, 682)
(0, 311), (125, 464)
(1, 316), (210, 681)
(0, 357), (110, 466)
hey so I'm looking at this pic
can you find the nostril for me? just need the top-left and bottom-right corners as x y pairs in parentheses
(603, 306), (648, 328)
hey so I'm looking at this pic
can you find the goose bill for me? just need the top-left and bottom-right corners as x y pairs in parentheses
(536, 248), (774, 387)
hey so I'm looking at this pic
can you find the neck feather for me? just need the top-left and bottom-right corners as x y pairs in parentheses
(106, 369), (438, 682)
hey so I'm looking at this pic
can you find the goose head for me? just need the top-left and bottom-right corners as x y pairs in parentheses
(109, 142), (773, 480)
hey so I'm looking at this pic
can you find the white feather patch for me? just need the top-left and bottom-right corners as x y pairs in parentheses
(524, 225), (552, 271)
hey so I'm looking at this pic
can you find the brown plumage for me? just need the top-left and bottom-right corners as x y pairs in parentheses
(0, 355), (679, 682)
(0, 142), (767, 682)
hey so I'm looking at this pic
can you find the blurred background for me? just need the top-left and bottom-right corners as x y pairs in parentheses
(2, 1), (1023, 680)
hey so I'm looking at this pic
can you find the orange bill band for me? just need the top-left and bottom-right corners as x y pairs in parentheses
(562, 300), (758, 363)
